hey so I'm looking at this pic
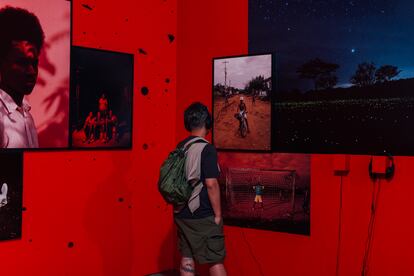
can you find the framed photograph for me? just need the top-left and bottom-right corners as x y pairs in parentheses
(0, 152), (23, 241)
(218, 152), (310, 235)
(69, 46), (134, 149)
(212, 54), (273, 152)
(0, 0), (71, 149)
(249, 0), (414, 155)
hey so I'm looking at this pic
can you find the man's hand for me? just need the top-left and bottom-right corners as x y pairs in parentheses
(214, 216), (222, 226)
(0, 183), (8, 208)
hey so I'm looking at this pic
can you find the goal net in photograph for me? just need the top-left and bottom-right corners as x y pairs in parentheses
(225, 168), (297, 218)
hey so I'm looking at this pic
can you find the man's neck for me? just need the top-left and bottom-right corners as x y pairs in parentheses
(0, 85), (23, 106)
(191, 129), (206, 138)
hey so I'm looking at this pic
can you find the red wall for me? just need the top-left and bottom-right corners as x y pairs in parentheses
(177, 1), (414, 275)
(1, 1), (414, 276)
(0, 0), (177, 275)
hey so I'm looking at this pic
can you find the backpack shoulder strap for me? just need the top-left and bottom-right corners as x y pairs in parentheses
(182, 137), (209, 152)
(185, 139), (209, 186)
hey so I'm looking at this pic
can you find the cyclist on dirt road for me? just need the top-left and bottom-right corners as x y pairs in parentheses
(237, 96), (250, 133)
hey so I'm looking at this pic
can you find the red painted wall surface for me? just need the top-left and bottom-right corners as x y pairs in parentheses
(177, 1), (414, 275)
(0, 0), (176, 275)
(1, 1), (414, 276)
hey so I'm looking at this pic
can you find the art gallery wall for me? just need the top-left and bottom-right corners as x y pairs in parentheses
(1, 1), (413, 276)
(0, 0), (177, 275)
(177, 1), (414, 275)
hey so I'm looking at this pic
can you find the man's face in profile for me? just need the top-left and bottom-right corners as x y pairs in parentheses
(0, 40), (39, 96)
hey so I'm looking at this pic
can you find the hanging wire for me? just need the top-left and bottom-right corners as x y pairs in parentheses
(361, 178), (381, 276)
(335, 175), (344, 276)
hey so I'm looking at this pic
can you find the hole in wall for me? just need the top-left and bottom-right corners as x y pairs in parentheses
(141, 86), (149, 96)
(168, 34), (175, 43)
(81, 4), (93, 11)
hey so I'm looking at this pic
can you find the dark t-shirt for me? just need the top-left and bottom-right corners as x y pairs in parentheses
(175, 136), (220, 219)
(239, 102), (247, 112)
(255, 185), (264, 195)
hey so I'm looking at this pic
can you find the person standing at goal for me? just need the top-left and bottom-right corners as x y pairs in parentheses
(252, 177), (265, 210)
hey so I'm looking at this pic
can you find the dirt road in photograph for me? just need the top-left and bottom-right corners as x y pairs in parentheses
(214, 95), (271, 150)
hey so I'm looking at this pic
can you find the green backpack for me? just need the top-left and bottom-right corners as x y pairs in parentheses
(158, 138), (206, 206)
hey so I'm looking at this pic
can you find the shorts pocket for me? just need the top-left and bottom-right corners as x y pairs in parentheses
(208, 216), (224, 228)
(206, 235), (225, 261)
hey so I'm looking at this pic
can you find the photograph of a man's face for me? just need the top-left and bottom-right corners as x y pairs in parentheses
(0, 1), (70, 149)
(70, 46), (133, 149)
(0, 152), (23, 241)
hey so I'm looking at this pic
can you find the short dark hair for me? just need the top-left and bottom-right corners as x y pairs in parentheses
(0, 6), (45, 61)
(184, 102), (212, 132)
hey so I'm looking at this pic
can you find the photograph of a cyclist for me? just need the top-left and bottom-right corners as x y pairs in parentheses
(213, 54), (272, 151)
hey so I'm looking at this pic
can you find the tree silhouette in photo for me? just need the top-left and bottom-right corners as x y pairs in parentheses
(297, 58), (339, 91)
(350, 62), (376, 87)
(245, 75), (271, 100)
(375, 65), (401, 83)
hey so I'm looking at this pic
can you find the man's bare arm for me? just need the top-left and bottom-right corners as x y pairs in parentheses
(205, 178), (222, 223)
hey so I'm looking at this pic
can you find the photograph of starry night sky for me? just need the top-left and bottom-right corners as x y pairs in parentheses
(249, 0), (414, 155)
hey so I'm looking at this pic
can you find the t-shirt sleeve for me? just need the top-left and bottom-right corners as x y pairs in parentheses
(201, 144), (220, 179)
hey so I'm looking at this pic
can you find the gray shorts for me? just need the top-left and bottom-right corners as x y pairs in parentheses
(174, 216), (226, 264)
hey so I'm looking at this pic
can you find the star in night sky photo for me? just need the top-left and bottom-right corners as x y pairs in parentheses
(249, 0), (414, 155)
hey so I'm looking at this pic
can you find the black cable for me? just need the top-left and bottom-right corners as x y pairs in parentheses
(361, 178), (381, 276)
(335, 175), (344, 276)
(241, 229), (265, 276)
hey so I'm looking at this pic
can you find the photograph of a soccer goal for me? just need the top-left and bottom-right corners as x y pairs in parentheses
(218, 152), (310, 235)
(213, 54), (272, 151)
